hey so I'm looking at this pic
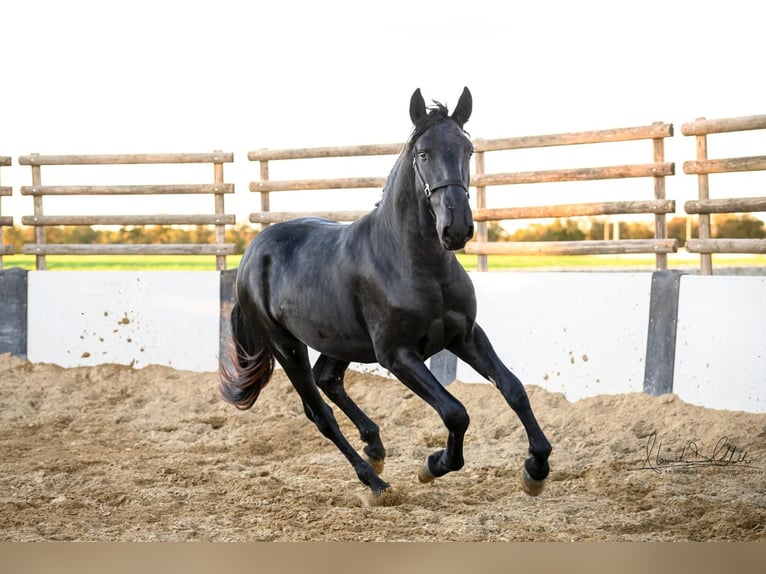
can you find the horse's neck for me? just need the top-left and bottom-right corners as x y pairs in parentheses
(374, 150), (449, 263)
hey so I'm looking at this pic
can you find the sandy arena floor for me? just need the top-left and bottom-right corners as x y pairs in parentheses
(1, 353), (764, 541)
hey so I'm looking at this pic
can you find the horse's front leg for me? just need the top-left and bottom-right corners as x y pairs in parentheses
(451, 323), (552, 496)
(380, 347), (470, 482)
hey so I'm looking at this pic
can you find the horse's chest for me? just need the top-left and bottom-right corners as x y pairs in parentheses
(388, 283), (469, 335)
(409, 281), (472, 318)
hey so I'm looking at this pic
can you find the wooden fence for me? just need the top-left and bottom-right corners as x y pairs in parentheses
(0, 114), (763, 273)
(0, 156), (12, 267)
(466, 122), (676, 271)
(681, 114), (766, 274)
(247, 143), (397, 223)
(17, 152), (236, 270)
(248, 122), (677, 271)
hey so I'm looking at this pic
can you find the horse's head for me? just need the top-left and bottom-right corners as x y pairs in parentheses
(409, 87), (475, 251)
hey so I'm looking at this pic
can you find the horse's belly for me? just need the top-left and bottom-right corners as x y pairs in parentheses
(282, 311), (377, 364)
(306, 333), (378, 364)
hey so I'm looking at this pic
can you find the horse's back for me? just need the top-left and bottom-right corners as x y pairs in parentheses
(248, 216), (343, 249)
(241, 217), (346, 270)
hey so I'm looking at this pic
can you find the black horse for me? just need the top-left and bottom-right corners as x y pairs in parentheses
(221, 87), (551, 498)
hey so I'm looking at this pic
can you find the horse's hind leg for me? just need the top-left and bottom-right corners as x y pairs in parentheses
(450, 323), (552, 496)
(313, 355), (386, 472)
(270, 337), (390, 496)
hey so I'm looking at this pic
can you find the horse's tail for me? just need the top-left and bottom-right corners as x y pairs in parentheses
(219, 301), (275, 410)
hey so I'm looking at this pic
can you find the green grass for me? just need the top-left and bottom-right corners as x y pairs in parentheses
(469, 253), (766, 271)
(0, 254), (242, 271)
(3, 252), (765, 271)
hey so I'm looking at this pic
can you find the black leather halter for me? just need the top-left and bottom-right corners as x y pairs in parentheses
(412, 155), (470, 199)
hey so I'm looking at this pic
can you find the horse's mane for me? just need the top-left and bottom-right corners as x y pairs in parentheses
(375, 148), (407, 208)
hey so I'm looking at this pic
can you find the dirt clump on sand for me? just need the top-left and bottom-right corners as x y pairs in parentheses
(1, 353), (764, 541)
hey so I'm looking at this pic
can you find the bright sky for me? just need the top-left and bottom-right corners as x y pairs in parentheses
(1, 0), (763, 221)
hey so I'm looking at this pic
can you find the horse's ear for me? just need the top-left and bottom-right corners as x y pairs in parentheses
(409, 88), (427, 125)
(451, 86), (472, 127)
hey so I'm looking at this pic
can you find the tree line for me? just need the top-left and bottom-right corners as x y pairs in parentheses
(2, 215), (763, 252)
(1, 224), (258, 253)
(489, 214), (765, 243)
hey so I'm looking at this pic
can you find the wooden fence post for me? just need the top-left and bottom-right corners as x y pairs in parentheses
(0, 156), (13, 268)
(213, 150), (227, 271)
(30, 154), (46, 270)
(694, 118), (713, 275)
(259, 152), (270, 228)
(474, 150), (488, 272)
(653, 121), (670, 271)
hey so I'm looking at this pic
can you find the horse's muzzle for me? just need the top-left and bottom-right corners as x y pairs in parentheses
(436, 190), (474, 250)
(440, 222), (474, 250)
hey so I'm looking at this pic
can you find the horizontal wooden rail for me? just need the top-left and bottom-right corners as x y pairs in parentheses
(0, 186), (11, 197)
(247, 124), (674, 161)
(250, 210), (369, 224)
(472, 200), (675, 222)
(250, 177), (387, 193)
(685, 239), (766, 254)
(22, 214), (235, 226)
(248, 170), (678, 218)
(21, 184), (234, 196)
(684, 197), (766, 214)
(0, 156), (10, 166)
(22, 243), (237, 256)
(465, 239), (678, 256)
(18, 152), (233, 165)
(681, 115), (766, 136)
(473, 163), (674, 187)
(0, 216), (13, 226)
(251, 200), (677, 225)
(682, 156), (766, 175)
(248, 144), (402, 161)
(472, 123), (674, 152)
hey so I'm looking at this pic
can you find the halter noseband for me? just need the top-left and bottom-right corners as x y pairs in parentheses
(412, 155), (470, 199)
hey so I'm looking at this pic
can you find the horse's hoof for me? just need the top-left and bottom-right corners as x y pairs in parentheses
(417, 459), (436, 483)
(368, 485), (405, 507)
(521, 467), (546, 497)
(364, 454), (385, 475)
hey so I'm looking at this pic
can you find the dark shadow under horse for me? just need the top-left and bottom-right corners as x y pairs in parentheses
(220, 87), (552, 498)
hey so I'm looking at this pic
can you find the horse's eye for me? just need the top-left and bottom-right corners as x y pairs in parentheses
(418, 152), (428, 161)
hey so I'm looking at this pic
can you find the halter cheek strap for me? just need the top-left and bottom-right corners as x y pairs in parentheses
(412, 156), (470, 199)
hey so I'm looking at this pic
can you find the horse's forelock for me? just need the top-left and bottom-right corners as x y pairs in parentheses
(409, 101), (451, 142)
